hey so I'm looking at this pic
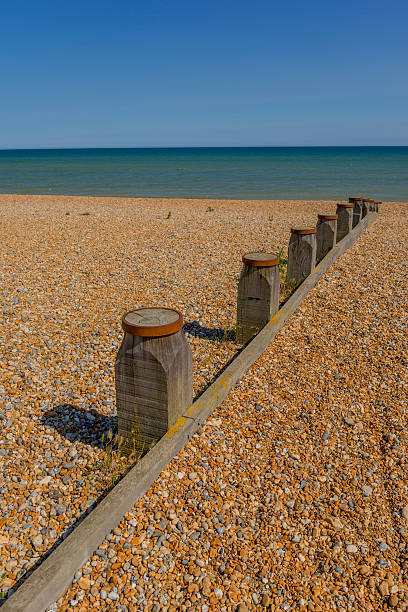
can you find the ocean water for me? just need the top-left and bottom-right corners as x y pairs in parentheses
(0, 147), (407, 201)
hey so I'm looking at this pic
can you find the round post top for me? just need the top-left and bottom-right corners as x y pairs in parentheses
(349, 196), (364, 202)
(337, 202), (354, 208)
(290, 227), (316, 235)
(365, 198), (375, 202)
(122, 307), (183, 337)
(318, 214), (338, 220)
(242, 252), (279, 267)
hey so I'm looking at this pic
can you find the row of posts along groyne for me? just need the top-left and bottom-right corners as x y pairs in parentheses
(1, 195), (381, 612)
(115, 196), (381, 452)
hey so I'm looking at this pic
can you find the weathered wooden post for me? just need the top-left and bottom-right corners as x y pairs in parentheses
(374, 200), (381, 213)
(336, 202), (354, 241)
(361, 198), (370, 218)
(364, 198), (373, 215)
(286, 227), (317, 286)
(236, 252), (280, 345)
(115, 307), (193, 451)
(349, 196), (363, 227)
(316, 214), (337, 262)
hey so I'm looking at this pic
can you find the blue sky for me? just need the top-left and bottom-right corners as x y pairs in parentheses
(1, 0), (407, 148)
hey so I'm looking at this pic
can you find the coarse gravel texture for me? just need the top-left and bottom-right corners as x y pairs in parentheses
(0, 194), (333, 599)
(1, 196), (407, 611)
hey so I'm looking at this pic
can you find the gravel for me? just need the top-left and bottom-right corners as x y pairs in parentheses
(1, 196), (407, 611)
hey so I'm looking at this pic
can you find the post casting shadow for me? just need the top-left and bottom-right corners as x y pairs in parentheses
(183, 320), (236, 342)
(40, 404), (117, 449)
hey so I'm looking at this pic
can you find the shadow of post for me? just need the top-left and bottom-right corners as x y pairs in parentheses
(183, 320), (236, 343)
(40, 404), (117, 449)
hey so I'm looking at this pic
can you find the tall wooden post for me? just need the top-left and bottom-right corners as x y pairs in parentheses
(336, 203), (353, 242)
(236, 252), (280, 345)
(316, 214), (337, 262)
(286, 228), (317, 286)
(349, 196), (363, 227)
(115, 307), (193, 451)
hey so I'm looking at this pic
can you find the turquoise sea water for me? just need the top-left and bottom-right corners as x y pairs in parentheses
(0, 147), (407, 201)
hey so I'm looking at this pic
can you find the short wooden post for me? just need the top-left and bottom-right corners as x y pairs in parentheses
(374, 200), (381, 213)
(316, 214), (337, 262)
(364, 198), (373, 214)
(236, 252), (280, 345)
(336, 203), (353, 241)
(349, 196), (363, 227)
(286, 227), (317, 286)
(361, 198), (370, 218)
(115, 307), (193, 451)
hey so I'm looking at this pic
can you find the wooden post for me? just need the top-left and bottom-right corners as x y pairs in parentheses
(286, 227), (317, 286)
(316, 214), (337, 262)
(374, 200), (381, 213)
(236, 252), (280, 345)
(115, 307), (193, 451)
(336, 203), (353, 242)
(361, 198), (370, 218)
(364, 198), (372, 215)
(349, 196), (363, 227)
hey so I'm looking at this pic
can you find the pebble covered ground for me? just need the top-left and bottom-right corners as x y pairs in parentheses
(0, 196), (407, 611)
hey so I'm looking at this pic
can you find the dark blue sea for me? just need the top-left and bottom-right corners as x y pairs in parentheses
(0, 147), (407, 201)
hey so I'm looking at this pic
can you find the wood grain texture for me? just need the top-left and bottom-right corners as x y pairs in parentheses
(236, 263), (280, 344)
(115, 330), (193, 448)
(336, 205), (353, 242)
(316, 217), (337, 262)
(361, 200), (369, 218)
(352, 201), (363, 228)
(286, 232), (317, 284)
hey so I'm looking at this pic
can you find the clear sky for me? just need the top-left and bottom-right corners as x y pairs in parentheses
(1, 0), (407, 148)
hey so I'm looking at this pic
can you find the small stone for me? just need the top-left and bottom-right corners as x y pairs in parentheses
(78, 577), (91, 590)
(362, 485), (372, 497)
(32, 534), (43, 549)
(401, 505), (408, 519)
(389, 594), (398, 607)
(378, 581), (389, 597)
(346, 545), (358, 553)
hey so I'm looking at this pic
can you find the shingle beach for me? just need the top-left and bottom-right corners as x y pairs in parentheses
(0, 195), (407, 611)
